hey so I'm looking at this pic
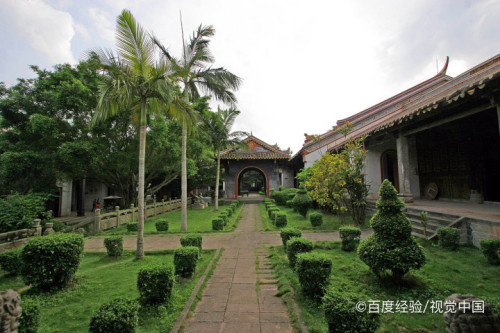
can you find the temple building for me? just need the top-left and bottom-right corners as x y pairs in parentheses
(291, 54), (500, 204)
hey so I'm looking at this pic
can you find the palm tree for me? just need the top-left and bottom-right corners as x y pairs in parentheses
(154, 25), (241, 231)
(201, 107), (247, 210)
(91, 9), (192, 259)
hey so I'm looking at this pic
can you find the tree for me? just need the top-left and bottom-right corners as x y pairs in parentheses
(358, 179), (426, 282)
(200, 107), (246, 210)
(91, 10), (192, 259)
(154, 25), (241, 230)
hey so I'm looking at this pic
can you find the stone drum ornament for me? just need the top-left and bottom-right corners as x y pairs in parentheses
(0, 289), (22, 333)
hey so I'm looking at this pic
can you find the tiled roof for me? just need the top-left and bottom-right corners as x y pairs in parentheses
(299, 54), (500, 154)
(220, 135), (290, 160)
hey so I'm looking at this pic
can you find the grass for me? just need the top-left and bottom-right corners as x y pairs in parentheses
(0, 250), (215, 332)
(259, 203), (369, 232)
(102, 203), (243, 235)
(268, 239), (500, 332)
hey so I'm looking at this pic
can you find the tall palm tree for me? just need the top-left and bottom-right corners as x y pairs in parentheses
(91, 9), (192, 259)
(154, 25), (241, 231)
(201, 107), (247, 211)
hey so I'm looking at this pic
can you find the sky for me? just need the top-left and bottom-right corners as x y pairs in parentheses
(1, 0), (499, 153)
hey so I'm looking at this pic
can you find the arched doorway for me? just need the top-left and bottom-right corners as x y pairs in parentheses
(235, 166), (269, 198)
(380, 150), (399, 192)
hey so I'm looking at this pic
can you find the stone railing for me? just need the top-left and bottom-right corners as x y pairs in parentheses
(66, 199), (183, 234)
(0, 220), (42, 253)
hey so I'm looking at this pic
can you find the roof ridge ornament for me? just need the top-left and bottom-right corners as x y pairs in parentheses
(437, 56), (449, 76)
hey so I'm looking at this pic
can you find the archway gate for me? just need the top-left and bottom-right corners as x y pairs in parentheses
(220, 135), (293, 199)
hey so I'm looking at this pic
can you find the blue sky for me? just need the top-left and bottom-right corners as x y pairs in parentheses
(1, 0), (499, 152)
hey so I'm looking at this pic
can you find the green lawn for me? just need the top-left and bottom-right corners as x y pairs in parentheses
(269, 240), (500, 332)
(0, 250), (216, 332)
(259, 203), (368, 231)
(103, 204), (243, 235)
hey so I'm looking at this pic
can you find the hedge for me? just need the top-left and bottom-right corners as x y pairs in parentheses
(0, 248), (23, 275)
(275, 213), (288, 228)
(19, 298), (40, 333)
(339, 226), (361, 251)
(212, 218), (224, 231)
(280, 228), (302, 249)
(104, 236), (123, 257)
(286, 237), (313, 268)
(174, 246), (200, 277)
(309, 212), (323, 227)
(155, 219), (169, 231)
(89, 297), (139, 333)
(137, 264), (175, 305)
(21, 233), (84, 289)
(480, 239), (500, 265)
(437, 227), (461, 250)
(296, 252), (332, 298)
(126, 222), (138, 232)
(180, 233), (203, 252)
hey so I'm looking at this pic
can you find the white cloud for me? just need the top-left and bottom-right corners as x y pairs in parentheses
(3, 0), (76, 64)
(88, 7), (115, 42)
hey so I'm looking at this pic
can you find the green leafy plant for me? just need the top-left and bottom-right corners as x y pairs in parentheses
(286, 237), (313, 268)
(137, 263), (175, 305)
(358, 180), (425, 281)
(291, 185), (313, 217)
(21, 233), (84, 289)
(296, 252), (332, 298)
(480, 239), (500, 265)
(437, 227), (461, 250)
(89, 297), (139, 333)
(219, 212), (228, 226)
(0, 192), (52, 232)
(280, 227), (302, 249)
(155, 219), (169, 231)
(322, 289), (380, 333)
(275, 213), (288, 228)
(0, 248), (23, 275)
(180, 233), (203, 252)
(339, 226), (361, 251)
(270, 210), (280, 223)
(212, 218), (224, 231)
(420, 211), (429, 238)
(19, 298), (41, 333)
(174, 246), (200, 277)
(126, 222), (138, 232)
(309, 212), (323, 227)
(104, 236), (123, 257)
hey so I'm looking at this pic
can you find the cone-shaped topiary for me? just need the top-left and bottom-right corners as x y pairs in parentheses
(291, 185), (313, 217)
(358, 179), (425, 281)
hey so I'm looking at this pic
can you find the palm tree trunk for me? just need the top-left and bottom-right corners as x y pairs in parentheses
(181, 120), (188, 231)
(136, 124), (146, 259)
(214, 152), (221, 211)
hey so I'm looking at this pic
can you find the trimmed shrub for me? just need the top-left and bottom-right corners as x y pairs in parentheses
(19, 298), (40, 333)
(219, 212), (228, 226)
(180, 233), (203, 251)
(437, 227), (461, 250)
(481, 239), (500, 265)
(275, 213), (288, 228)
(225, 207), (233, 217)
(268, 207), (279, 219)
(358, 180), (425, 281)
(309, 212), (323, 227)
(126, 222), (138, 232)
(234, 200), (240, 207)
(296, 252), (332, 298)
(266, 203), (276, 211)
(286, 199), (294, 208)
(155, 219), (169, 231)
(104, 236), (123, 257)
(0, 248), (23, 275)
(270, 210), (280, 223)
(291, 185), (313, 217)
(89, 297), (139, 333)
(323, 289), (380, 333)
(174, 246), (200, 277)
(212, 218), (224, 231)
(21, 233), (84, 289)
(280, 228), (302, 249)
(137, 264), (175, 305)
(286, 237), (313, 268)
(339, 226), (361, 251)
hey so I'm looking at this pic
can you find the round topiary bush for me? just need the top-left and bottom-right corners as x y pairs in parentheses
(21, 233), (84, 289)
(89, 297), (139, 333)
(137, 264), (175, 305)
(212, 218), (224, 231)
(437, 227), (461, 250)
(104, 236), (123, 257)
(286, 237), (313, 268)
(323, 289), (380, 333)
(358, 180), (426, 281)
(480, 239), (500, 265)
(310, 212), (323, 227)
(155, 219), (169, 231)
(275, 213), (288, 228)
(0, 248), (23, 276)
(174, 246), (200, 277)
(291, 185), (313, 217)
(19, 298), (40, 333)
(296, 252), (332, 298)
(126, 222), (138, 232)
(339, 226), (361, 251)
(280, 228), (302, 249)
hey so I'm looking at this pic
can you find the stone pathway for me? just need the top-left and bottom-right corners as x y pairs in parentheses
(184, 204), (293, 333)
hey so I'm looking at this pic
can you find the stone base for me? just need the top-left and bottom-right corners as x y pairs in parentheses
(191, 203), (205, 210)
(398, 193), (414, 203)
